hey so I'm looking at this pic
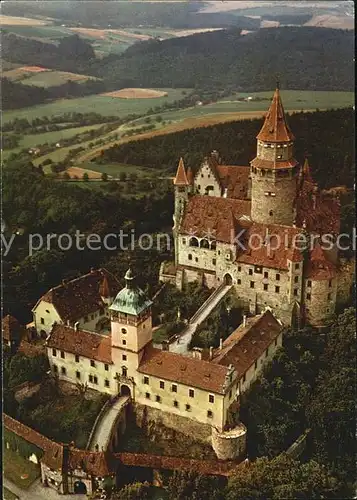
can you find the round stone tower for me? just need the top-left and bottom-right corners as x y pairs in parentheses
(250, 85), (300, 226)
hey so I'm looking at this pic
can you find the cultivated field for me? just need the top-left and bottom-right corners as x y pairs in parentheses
(64, 167), (103, 179)
(23, 70), (99, 87)
(102, 88), (168, 99)
(0, 15), (51, 25)
(3, 89), (188, 123)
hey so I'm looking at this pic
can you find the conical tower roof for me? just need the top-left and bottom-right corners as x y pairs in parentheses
(173, 157), (189, 186)
(301, 158), (315, 185)
(257, 86), (295, 143)
(186, 166), (194, 185)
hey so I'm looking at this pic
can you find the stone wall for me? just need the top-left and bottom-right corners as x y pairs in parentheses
(336, 259), (355, 306)
(250, 169), (298, 226)
(133, 402), (212, 444)
(211, 424), (247, 461)
(304, 278), (337, 326)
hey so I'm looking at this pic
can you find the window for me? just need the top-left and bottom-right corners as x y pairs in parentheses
(121, 328), (127, 334)
(254, 360), (258, 370)
(122, 339), (127, 345)
(145, 393), (150, 399)
(46, 309), (50, 314)
(295, 263), (299, 270)
(207, 410), (213, 418)
(264, 284), (268, 291)
(144, 376), (149, 385)
(156, 395), (161, 403)
(250, 281), (255, 289)
(60, 351), (65, 359)
(229, 390), (232, 399)
(275, 286), (280, 293)
(93, 376), (98, 385)
(212, 259), (216, 265)
(269, 211), (273, 216)
(76, 371), (81, 379)
(242, 373), (246, 383)
(122, 355), (127, 361)
(307, 280), (312, 287)
(307, 293), (311, 300)
(237, 279), (241, 285)
(294, 289), (298, 296)
(329, 280), (332, 288)
(75, 354), (79, 363)
(182, 238), (186, 245)
(264, 271), (269, 278)
(53, 364), (58, 373)
(89, 375), (93, 383)
(52, 349), (57, 357)
(90, 360), (96, 368)
(275, 338), (278, 346)
(41, 318), (44, 325)
(185, 404), (191, 411)
(105, 379), (110, 388)
(189, 389), (195, 398)
(160, 381), (165, 389)
(61, 367), (66, 375)
(249, 269), (253, 275)
(238, 266), (241, 272)
(276, 274), (280, 281)
(209, 394), (214, 404)
(122, 367), (127, 377)
(195, 257), (198, 262)
(104, 363), (109, 371)
(188, 254), (192, 261)
(173, 400), (179, 408)
(254, 265), (262, 274)
(328, 293), (332, 300)
(171, 384), (177, 393)
(294, 276), (299, 283)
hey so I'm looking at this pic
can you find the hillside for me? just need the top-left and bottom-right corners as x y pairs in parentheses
(93, 27), (354, 91)
(101, 108), (354, 191)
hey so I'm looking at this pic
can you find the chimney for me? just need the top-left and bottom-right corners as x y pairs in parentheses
(62, 279), (67, 286)
(211, 150), (219, 161)
(90, 267), (95, 274)
(243, 315), (247, 327)
(66, 319), (70, 326)
(209, 346), (213, 361)
(219, 338), (223, 350)
(223, 187), (228, 198)
(74, 322), (79, 332)
(192, 347), (203, 360)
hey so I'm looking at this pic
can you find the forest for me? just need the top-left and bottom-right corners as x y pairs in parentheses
(93, 27), (354, 91)
(102, 108), (355, 190)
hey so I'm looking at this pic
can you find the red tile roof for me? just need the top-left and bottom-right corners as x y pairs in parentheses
(2, 314), (23, 342)
(35, 268), (120, 323)
(3, 414), (64, 470)
(180, 195), (251, 243)
(99, 275), (111, 298)
(296, 170), (340, 235)
(216, 165), (250, 199)
(305, 241), (336, 280)
(212, 310), (283, 376)
(138, 344), (232, 394)
(236, 222), (304, 270)
(186, 166), (194, 185)
(256, 88), (294, 143)
(174, 157), (189, 186)
(47, 324), (112, 364)
(68, 449), (114, 476)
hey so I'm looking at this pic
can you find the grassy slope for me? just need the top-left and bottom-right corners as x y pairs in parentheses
(20, 71), (99, 87)
(4, 449), (40, 489)
(3, 88), (188, 123)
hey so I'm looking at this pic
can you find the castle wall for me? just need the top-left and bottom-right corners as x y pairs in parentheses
(304, 277), (337, 326)
(178, 236), (217, 272)
(33, 301), (61, 335)
(47, 347), (116, 396)
(211, 425), (247, 461)
(336, 259), (355, 307)
(257, 141), (294, 162)
(134, 370), (229, 431)
(250, 169), (297, 226)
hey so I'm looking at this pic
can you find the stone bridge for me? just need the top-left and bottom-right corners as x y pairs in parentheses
(87, 395), (130, 452)
(169, 284), (232, 354)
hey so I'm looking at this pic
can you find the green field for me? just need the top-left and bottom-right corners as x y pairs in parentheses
(3, 88), (189, 123)
(21, 70), (99, 87)
(3, 124), (105, 161)
(131, 90), (354, 126)
(4, 449), (40, 489)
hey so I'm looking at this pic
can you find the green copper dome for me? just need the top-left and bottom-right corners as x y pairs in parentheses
(109, 268), (152, 316)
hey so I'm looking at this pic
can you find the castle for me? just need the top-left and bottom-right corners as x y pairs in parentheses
(37, 265), (284, 461)
(160, 86), (353, 328)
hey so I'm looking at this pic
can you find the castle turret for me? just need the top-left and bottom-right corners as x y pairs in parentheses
(250, 85), (299, 226)
(173, 157), (190, 266)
